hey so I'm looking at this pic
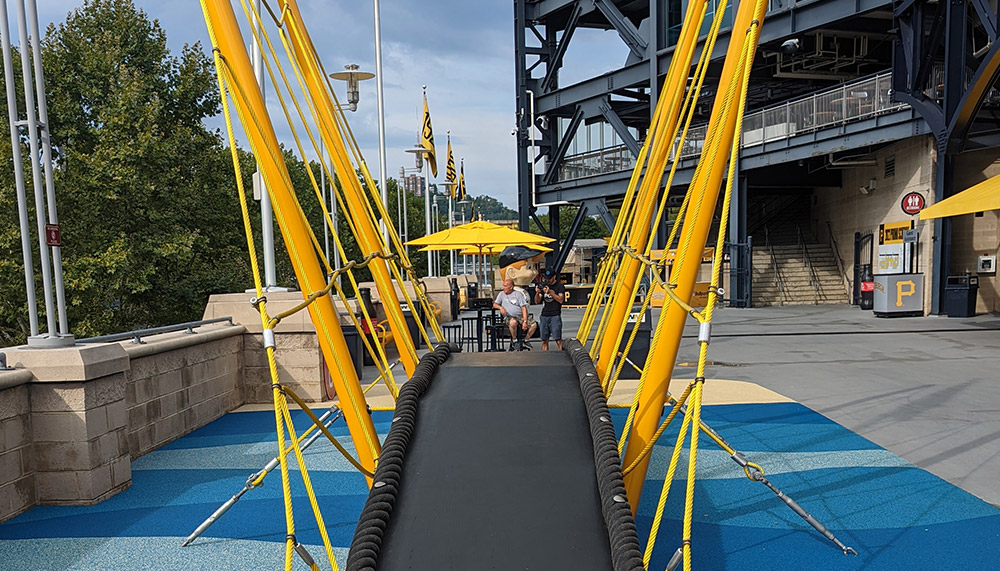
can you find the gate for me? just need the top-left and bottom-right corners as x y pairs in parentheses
(852, 231), (874, 305)
(725, 238), (753, 308)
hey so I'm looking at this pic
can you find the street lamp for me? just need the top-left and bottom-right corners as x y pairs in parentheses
(329, 64), (374, 112)
(325, 64), (373, 280)
(404, 144), (433, 276)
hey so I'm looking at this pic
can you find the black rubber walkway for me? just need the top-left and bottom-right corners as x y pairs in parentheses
(377, 350), (613, 570)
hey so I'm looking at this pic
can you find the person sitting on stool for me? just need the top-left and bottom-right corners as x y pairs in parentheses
(493, 278), (537, 350)
(533, 268), (565, 351)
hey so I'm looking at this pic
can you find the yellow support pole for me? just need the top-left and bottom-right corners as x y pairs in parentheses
(592, 0), (710, 379)
(620, 0), (769, 509)
(201, 0), (379, 477)
(279, 0), (419, 377)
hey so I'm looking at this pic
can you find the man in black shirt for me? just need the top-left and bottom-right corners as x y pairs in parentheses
(533, 268), (566, 351)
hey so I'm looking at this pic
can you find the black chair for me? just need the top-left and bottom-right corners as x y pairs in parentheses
(441, 323), (462, 348)
(459, 314), (479, 352)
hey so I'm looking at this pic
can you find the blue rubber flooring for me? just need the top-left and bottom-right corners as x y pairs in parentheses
(2, 402), (998, 570)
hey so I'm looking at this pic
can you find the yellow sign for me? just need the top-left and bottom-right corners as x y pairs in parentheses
(649, 282), (711, 308)
(879, 221), (913, 245)
(895, 280), (916, 307)
(651, 248), (715, 264)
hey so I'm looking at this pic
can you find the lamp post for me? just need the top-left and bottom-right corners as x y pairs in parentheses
(328, 64), (374, 282)
(440, 180), (457, 274)
(404, 144), (432, 277)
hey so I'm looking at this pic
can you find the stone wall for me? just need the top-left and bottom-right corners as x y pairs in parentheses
(815, 136), (937, 311)
(123, 327), (244, 458)
(0, 322), (245, 523)
(0, 370), (34, 522)
(950, 148), (1000, 313)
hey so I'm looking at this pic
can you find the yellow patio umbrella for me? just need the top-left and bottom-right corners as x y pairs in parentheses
(454, 244), (552, 256)
(406, 221), (553, 288)
(405, 220), (553, 248)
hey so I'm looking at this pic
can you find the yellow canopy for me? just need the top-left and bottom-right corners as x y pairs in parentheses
(419, 244), (553, 256)
(405, 220), (554, 249)
(920, 174), (1000, 219)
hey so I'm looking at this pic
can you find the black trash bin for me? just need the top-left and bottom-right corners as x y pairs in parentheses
(341, 328), (364, 378)
(467, 282), (479, 301)
(859, 264), (874, 310)
(944, 274), (979, 317)
(401, 305), (422, 349)
(449, 278), (461, 320)
(617, 306), (652, 379)
(357, 289), (377, 366)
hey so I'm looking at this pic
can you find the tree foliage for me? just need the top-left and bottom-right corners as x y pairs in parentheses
(1, 0), (253, 344)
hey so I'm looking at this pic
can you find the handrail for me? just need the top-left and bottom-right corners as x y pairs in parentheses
(764, 226), (786, 306)
(560, 70), (909, 182)
(826, 221), (851, 302)
(797, 226), (820, 304)
(77, 317), (235, 345)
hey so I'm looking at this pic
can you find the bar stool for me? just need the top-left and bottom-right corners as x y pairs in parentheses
(460, 314), (479, 352)
(441, 323), (462, 348)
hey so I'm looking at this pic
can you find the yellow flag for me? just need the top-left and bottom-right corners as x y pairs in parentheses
(421, 94), (438, 177)
(445, 139), (457, 197)
(458, 160), (467, 201)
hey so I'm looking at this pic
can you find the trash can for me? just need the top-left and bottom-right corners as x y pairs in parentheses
(944, 274), (979, 317)
(468, 282), (479, 301)
(358, 288), (378, 366)
(449, 278), (461, 320)
(617, 306), (652, 379)
(401, 305), (422, 349)
(341, 328), (364, 378)
(859, 264), (874, 310)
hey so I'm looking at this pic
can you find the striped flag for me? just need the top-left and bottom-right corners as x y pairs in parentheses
(421, 93), (437, 178)
(445, 138), (457, 197)
(458, 159), (467, 201)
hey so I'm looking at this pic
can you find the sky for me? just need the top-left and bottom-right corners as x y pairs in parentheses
(30, 0), (629, 209)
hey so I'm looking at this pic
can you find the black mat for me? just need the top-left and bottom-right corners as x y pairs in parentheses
(377, 351), (613, 570)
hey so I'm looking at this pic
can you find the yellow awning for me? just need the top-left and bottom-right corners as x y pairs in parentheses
(920, 174), (1000, 219)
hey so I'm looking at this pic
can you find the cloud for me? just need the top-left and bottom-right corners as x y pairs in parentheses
(33, 0), (632, 210)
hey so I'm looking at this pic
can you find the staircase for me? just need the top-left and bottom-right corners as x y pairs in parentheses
(752, 242), (849, 306)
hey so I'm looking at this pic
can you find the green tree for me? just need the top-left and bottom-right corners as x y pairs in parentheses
(0, 0), (252, 344)
(527, 206), (609, 241)
(470, 195), (517, 221)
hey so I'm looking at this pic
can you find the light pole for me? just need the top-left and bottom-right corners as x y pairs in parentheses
(328, 64), (374, 282)
(404, 144), (432, 276)
(440, 180), (457, 274)
(372, 0), (389, 246)
(399, 145), (426, 268)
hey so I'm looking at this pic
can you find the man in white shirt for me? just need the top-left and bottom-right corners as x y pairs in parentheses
(493, 279), (537, 350)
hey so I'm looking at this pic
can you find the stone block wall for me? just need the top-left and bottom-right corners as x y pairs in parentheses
(123, 327), (244, 458)
(815, 135), (937, 311)
(0, 322), (245, 523)
(0, 371), (34, 522)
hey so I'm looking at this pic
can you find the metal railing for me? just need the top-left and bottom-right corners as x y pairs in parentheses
(826, 221), (851, 302)
(764, 226), (787, 306)
(798, 226), (820, 304)
(77, 317), (235, 345)
(560, 71), (906, 182)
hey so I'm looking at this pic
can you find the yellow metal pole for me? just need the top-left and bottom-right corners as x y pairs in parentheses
(592, 0), (710, 378)
(620, 0), (769, 509)
(201, 0), (379, 476)
(280, 0), (419, 376)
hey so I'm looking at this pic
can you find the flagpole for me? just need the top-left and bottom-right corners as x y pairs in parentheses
(373, 0), (389, 245)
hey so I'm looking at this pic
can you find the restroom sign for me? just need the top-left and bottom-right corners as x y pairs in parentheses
(901, 192), (925, 215)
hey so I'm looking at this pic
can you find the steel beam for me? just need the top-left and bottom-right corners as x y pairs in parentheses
(541, 2), (583, 93)
(598, 97), (641, 156)
(593, 0), (648, 59)
(543, 106), (585, 185)
(534, 0), (893, 115)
